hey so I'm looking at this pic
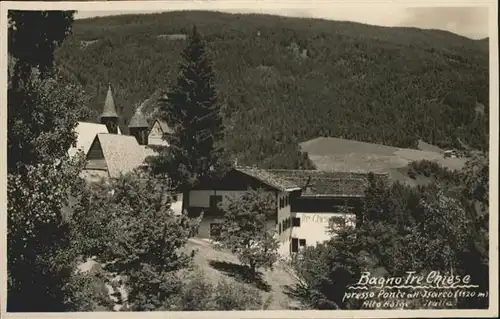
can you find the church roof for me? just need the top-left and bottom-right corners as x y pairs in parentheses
(89, 133), (157, 178)
(128, 108), (148, 128)
(100, 84), (119, 119)
(68, 121), (109, 157)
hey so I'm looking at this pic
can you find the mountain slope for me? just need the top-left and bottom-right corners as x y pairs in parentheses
(55, 11), (489, 169)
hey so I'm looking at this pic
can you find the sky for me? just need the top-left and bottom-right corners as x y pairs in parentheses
(74, 3), (490, 40)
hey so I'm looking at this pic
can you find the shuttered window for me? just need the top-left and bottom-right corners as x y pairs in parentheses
(291, 238), (299, 253)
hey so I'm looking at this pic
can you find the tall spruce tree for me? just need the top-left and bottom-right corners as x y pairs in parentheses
(153, 26), (230, 196)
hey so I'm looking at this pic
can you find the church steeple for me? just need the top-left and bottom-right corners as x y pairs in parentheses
(128, 105), (149, 145)
(100, 83), (119, 134)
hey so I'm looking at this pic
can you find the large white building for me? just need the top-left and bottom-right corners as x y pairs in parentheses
(183, 167), (387, 257)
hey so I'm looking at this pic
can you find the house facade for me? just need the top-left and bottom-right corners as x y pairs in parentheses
(184, 167), (387, 257)
(185, 168), (301, 247)
(268, 170), (369, 255)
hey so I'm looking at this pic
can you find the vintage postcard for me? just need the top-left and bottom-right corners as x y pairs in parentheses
(0, 1), (498, 318)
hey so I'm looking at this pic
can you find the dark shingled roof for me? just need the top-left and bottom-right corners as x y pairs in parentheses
(267, 169), (389, 197)
(100, 84), (119, 119)
(128, 108), (149, 128)
(235, 167), (301, 192)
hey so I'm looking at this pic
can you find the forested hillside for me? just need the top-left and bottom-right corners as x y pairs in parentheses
(55, 11), (489, 169)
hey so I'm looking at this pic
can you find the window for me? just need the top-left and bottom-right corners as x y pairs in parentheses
(299, 239), (306, 247)
(285, 196), (288, 206)
(279, 197), (284, 208)
(291, 238), (299, 253)
(209, 195), (223, 209)
(172, 195), (178, 202)
(278, 223), (282, 234)
(108, 122), (117, 133)
(292, 217), (301, 227)
(210, 223), (222, 237)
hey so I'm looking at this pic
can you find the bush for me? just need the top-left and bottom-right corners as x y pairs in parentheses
(171, 269), (263, 310)
(407, 160), (460, 183)
(213, 279), (263, 310)
(174, 270), (215, 311)
(65, 269), (115, 311)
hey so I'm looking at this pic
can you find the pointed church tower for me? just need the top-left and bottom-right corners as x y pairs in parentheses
(100, 84), (120, 134)
(128, 106), (149, 145)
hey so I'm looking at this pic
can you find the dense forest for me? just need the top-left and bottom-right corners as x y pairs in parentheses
(55, 11), (490, 168)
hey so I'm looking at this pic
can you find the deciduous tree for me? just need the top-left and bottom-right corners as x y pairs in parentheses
(7, 156), (88, 311)
(213, 189), (280, 278)
(7, 10), (96, 311)
(80, 171), (201, 311)
(289, 159), (490, 310)
(8, 10), (75, 78)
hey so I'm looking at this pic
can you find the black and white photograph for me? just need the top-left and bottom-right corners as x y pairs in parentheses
(1, 1), (498, 317)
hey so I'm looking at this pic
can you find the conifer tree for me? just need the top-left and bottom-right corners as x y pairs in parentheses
(152, 26), (230, 196)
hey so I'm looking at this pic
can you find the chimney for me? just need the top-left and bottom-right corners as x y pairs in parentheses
(304, 176), (313, 195)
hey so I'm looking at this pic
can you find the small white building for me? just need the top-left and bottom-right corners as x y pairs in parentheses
(147, 119), (173, 146)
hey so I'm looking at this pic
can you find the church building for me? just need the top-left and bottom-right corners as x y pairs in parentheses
(70, 84), (166, 183)
(69, 84), (391, 258)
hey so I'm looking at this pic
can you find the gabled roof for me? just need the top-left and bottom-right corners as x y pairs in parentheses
(235, 167), (301, 192)
(100, 84), (119, 119)
(87, 133), (157, 177)
(267, 169), (388, 197)
(68, 121), (108, 157)
(128, 108), (148, 128)
(156, 119), (173, 134)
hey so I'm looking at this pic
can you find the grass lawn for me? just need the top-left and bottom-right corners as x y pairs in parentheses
(184, 238), (300, 310)
(300, 137), (467, 173)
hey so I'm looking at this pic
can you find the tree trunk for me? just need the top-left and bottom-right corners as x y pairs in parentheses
(181, 191), (190, 216)
(249, 261), (256, 281)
